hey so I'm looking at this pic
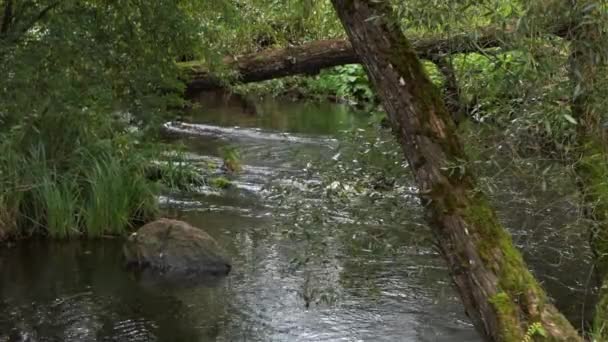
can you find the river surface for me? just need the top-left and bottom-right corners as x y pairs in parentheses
(0, 94), (595, 341)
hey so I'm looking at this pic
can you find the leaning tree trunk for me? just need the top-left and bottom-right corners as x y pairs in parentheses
(566, 0), (608, 337)
(330, 1), (581, 341)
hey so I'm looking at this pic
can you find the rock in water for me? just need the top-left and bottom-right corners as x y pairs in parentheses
(123, 218), (231, 276)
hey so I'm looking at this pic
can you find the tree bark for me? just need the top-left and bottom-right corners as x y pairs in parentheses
(330, 0), (581, 341)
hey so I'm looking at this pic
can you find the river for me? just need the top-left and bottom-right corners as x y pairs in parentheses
(0, 94), (595, 341)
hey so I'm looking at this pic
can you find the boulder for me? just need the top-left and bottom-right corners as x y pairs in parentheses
(123, 218), (231, 276)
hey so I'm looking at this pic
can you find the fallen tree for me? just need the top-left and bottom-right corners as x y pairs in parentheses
(183, 39), (357, 93)
(182, 23), (570, 94)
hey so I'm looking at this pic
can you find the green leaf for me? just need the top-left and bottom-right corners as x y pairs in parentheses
(563, 114), (578, 125)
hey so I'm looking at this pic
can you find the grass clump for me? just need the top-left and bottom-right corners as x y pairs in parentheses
(0, 137), (159, 240)
(83, 156), (158, 238)
(221, 146), (243, 174)
(37, 177), (80, 239)
(145, 156), (205, 192)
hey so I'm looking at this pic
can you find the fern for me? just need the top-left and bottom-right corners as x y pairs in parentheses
(522, 322), (547, 342)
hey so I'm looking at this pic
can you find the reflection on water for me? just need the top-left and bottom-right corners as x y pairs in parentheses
(182, 91), (362, 135)
(0, 93), (593, 341)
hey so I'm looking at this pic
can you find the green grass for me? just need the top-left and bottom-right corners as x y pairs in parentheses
(149, 158), (205, 191)
(0, 141), (159, 240)
(221, 145), (242, 173)
(38, 176), (79, 239)
(83, 156), (158, 237)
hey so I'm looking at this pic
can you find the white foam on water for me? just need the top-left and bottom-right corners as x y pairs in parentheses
(163, 121), (337, 146)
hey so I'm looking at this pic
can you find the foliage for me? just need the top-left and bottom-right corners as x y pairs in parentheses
(208, 0), (343, 55)
(0, 138), (159, 239)
(224, 0), (600, 157)
(304, 64), (375, 105)
(150, 153), (205, 192)
(522, 322), (547, 342)
(83, 154), (158, 237)
(0, 0), (216, 239)
(0, 0), (607, 338)
(454, 46), (577, 150)
(393, 0), (521, 34)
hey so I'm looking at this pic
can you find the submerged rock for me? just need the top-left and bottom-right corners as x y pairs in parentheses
(123, 218), (231, 276)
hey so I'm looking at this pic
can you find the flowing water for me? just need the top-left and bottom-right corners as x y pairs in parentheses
(0, 93), (595, 341)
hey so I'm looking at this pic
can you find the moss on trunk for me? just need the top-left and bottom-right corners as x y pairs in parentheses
(330, 0), (582, 340)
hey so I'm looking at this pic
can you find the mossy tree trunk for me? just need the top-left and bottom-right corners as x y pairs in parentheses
(566, 0), (608, 337)
(330, 0), (582, 341)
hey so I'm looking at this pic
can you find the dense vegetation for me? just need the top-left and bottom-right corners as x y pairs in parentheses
(3, 0), (608, 340)
(0, 1), (226, 238)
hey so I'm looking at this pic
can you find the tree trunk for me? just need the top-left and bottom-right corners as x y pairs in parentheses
(330, 1), (581, 341)
(566, 0), (608, 337)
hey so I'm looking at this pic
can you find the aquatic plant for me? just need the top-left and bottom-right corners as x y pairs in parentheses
(221, 146), (242, 174)
(209, 176), (233, 189)
(147, 157), (205, 192)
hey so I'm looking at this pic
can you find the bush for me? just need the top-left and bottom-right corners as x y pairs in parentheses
(305, 64), (376, 105)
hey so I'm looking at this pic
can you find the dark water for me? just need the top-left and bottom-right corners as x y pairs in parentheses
(0, 93), (594, 341)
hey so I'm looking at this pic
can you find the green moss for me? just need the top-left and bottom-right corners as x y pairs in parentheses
(490, 292), (524, 341)
(465, 194), (543, 295)
(462, 193), (552, 340)
(463, 195), (582, 340)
